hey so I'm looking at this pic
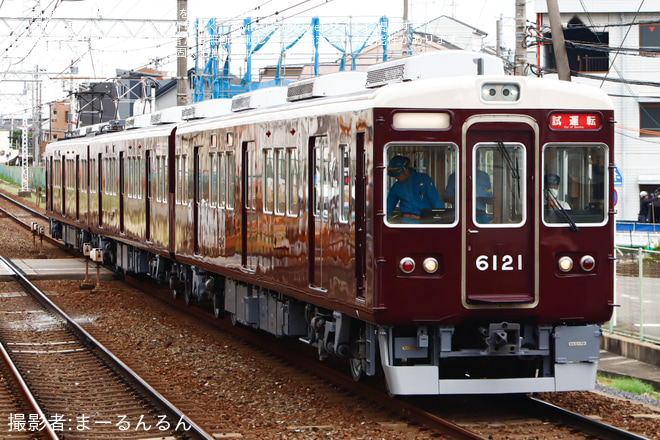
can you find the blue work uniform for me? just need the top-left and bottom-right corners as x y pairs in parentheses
(387, 170), (443, 223)
(444, 170), (492, 224)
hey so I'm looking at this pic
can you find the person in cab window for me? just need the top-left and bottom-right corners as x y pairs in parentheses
(544, 174), (571, 210)
(443, 170), (492, 224)
(387, 155), (443, 223)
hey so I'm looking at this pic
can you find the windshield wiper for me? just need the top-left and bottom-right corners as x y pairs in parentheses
(545, 188), (578, 232)
(496, 140), (520, 214)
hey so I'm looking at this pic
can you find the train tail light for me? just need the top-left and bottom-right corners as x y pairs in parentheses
(558, 256), (573, 272)
(399, 257), (415, 274)
(580, 255), (596, 272)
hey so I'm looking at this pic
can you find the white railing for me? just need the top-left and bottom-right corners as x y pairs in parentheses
(610, 246), (660, 344)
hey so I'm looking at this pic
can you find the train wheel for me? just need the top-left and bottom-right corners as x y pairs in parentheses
(212, 293), (224, 318)
(184, 281), (195, 306)
(349, 357), (365, 382)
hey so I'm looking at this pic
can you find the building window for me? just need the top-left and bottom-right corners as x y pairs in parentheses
(640, 23), (660, 56)
(640, 103), (660, 136)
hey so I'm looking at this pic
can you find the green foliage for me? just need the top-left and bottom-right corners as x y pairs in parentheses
(598, 374), (660, 399)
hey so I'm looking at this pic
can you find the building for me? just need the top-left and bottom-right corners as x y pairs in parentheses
(534, 0), (660, 222)
(259, 16), (489, 82)
(48, 101), (70, 142)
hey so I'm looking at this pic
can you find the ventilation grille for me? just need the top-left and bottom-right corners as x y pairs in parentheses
(181, 106), (196, 120)
(287, 81), (315, 101)
(366, 63), (406, 88)
(231, 95), (252, 112)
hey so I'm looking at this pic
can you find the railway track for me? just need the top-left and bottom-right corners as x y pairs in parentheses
(126, 275), (654, 440)
(0, 255), (214, 440)
(0, 187), (658, 439)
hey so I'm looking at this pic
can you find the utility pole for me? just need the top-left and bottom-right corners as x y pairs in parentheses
(546, 0), (571, 81)
(176, 0), (189, 106)
(32, 66), (42, 165)
(496, 15), (502, 58)
(514, 1), (526, 75)
(403, 0), (411, 56)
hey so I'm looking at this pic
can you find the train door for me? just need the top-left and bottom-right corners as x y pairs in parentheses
(145, 149), (151, 241)
(308, 135), (329, 291)
(462, 117), (537, 307)
(86, 145), (91, 227)
(355, 133), (366, 299)
(193, 147), (200, 255)
(47, 157), (53, 212)
(61, 155), (66, 215)
(75, 155), (80, 220)
(241, 141), (258, 271)
(119, 151), (125, 233)
(98, 153), (103, 227)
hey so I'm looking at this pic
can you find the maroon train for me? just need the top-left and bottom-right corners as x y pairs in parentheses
(46, 51), (615, 395)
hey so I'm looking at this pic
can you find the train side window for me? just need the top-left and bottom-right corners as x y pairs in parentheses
(226, 152), (235, 210)
(176, 154), (189, 205)
(90, 158), (96, 193)
(264, 148), (274, 214)
(385, 143), (457, 227)
(543, 143), (607, 226)
(218, 153), (226, 208)
(175, 155), (181, 204)
(287, 147), (299, 216)
(210, 153), (218, 208)
(339, 144), (350, 223)
(81, 160), (87, 194)
(275, 148), (286, 215)
(163, 156), (168, 203)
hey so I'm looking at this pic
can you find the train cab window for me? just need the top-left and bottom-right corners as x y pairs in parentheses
(543, 144), (607, 226)
(385, 143), (457, 226)
(473, 142), (525, 226)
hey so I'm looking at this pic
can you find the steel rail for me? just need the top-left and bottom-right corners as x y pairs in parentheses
(0, 191), (48, 221)
(528, 396), (652, 440)
(0, 255), (216, 440)
(0, 336), (60, 440)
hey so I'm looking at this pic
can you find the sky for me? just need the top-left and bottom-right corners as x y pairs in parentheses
(0, 0), (537, 117)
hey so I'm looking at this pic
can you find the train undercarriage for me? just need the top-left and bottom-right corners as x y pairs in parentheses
(51, 219), (603, 396)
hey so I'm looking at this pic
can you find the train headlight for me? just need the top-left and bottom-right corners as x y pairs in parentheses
(558, 256), (573, 272)
(399, 257), (416, 274)
(482, 86), (498, 101)
(580, 255), (596, 272)
(501, 85), (520, 101)
(480, 83), (521, 103)
(423, 257), (439, 274)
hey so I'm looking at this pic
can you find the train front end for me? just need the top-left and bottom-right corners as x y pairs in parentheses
(370, 53), (615, 395)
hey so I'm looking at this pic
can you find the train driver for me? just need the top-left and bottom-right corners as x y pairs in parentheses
(544, 174), (571, 210)
(386, 155), (443, 223)
(443, 170), (493, 224)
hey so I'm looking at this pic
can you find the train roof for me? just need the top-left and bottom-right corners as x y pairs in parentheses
(46, 51), (613, 149)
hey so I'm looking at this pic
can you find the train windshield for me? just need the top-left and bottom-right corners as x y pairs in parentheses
(543, 143), (607, 226)
(471, 142), (526, 226)
(385, 143), (457, 226)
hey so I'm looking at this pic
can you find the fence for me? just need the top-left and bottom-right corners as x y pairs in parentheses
(611, 246), (660, 344)
(0, 165), (45, 189)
